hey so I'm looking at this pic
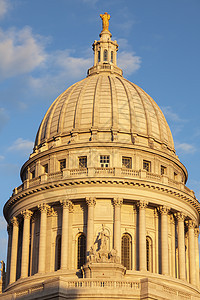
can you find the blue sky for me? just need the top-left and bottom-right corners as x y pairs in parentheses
(0, 0), (200, 261)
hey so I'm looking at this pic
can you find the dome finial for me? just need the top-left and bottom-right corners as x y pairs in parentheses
(100, 12), (111, 32)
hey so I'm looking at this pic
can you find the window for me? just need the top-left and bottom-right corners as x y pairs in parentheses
(43, 164), (48, 174)
(111, 51), (113, 63)
(100, 155), (110, 168)
(161, 165), (166, 175)
(122, 157), (132, 169)
(146, 236), (152, 272)
(59, 159), (66, 171)
(31, 170), (35, 179)
(98, 50), (100, 62)
(103, 49), (108, 61)
(174, 172), (177, 180)
(79, 156), (87, 168)
(55, 235), (61, 271)
(121, 233), (132, 270)
(77, 234), (86, 269)
(143, 160), (151, 172)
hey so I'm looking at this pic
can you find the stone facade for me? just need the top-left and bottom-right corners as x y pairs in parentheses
(0, 13), (200, 300)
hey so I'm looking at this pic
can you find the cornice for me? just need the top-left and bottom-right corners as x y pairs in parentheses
(4, 177), (200, 221)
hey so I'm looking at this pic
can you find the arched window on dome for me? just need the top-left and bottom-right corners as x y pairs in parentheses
(146, 236), (153, 272)
(121, 233), (132, 270)
(55, 234), (61, 271)
(77, 233), (86, 269)
(98, 50), (101, 63)
(103, 49), (108, 61)
(111, 51), (113, 63)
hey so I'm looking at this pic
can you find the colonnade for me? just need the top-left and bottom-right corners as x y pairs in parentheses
(6, 199), (199, 288)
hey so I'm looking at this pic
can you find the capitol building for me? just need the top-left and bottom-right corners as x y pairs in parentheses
(0, 13), (200, 300)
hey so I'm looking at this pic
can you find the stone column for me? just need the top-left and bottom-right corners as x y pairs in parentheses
(60, 199), (72, 270)
(86, 197), (96, 253)
(194, 228), (199, 287)
(154, 209), (159, 274)
(170, 214), (176, 278)
(187, 220), (196, 285)
(159, 206), (170, 275)
(5, 225), (12, 287)
(38, 203), (49, 274)
(20, 210), (33, 278)
(113, 198), (123, 258)
(138, 200), (148, 271)
(9, 217), (19, 284)
(176, 212), (186, 280)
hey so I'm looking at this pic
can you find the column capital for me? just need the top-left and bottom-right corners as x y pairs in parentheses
(86, 197), (96, 206)
(186, 219), (196, 229)
(175, 212), (186, 221)
(170, 214), (175, 224)
(11, 217), (18, 227)
(47, 207), (57, 217)
(60, 199), (71, 209)
(113, 197), (123, 207)
(194, 227), (199, 237)
(159, 205), (170, 215)
(137, 200), (148, 209)
(38, 203), (50, 213)
(21, 209), (33, 219)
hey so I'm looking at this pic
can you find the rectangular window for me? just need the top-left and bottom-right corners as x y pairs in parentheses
(100, 155), (110, 168)
(174, 172), (177, 180)
(79, 156), (87, 168)
(43, 164), (48, 174)
(161, 165), (166, 175)
(98, 50), (100, 62)
(111, 51), (113, 63)
(143, 160), (151, 172)
(122, 156), (132, 169)
(59, 159), (66, 171)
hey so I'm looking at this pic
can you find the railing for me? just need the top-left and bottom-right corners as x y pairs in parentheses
(146, 172), (161, 181)
(121, 168), (140, 177)
(11, 167), (197, 202)
(15, 279), (140, 298)
(70, 168), (88, 176)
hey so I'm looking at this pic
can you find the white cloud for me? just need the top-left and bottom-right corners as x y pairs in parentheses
(175, 142), (196, 154)
(8, 138), (34, 154)
(0, 26), (46, 80)
(161, 106), (184, 122)
(118, 51), (141, 75)
(0, 0), (10, 19)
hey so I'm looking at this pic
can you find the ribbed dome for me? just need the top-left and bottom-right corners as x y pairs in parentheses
(34, 73), (174, 151)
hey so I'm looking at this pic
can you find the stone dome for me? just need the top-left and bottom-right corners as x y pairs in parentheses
(34, 73), (174, 152)
(34, 27), (174, 156)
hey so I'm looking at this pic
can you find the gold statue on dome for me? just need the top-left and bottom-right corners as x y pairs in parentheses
(100, 12), (110, 31)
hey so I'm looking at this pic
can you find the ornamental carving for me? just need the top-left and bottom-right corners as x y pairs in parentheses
(10, 217), (18, 227)
(159, 205), (170, 215)
(137, 200), (148, 209)
(38, 203), (50, 213)
(186, 219), (196, 229)
(86, 197), (96, 206)
(47, 207), (57, 217)
(21, 209), (33, 219)
(175, 212), (186, 222)
(194, 228), (199, 237)
(113, 198), (123, 207)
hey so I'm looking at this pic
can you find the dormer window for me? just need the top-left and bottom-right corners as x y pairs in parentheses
(122, 157), (132, 169)
(103, 49), (108, 61)
(79, 156), (87, 168)
(100, 155), (110, 168)
(59, 159), (66, 171)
